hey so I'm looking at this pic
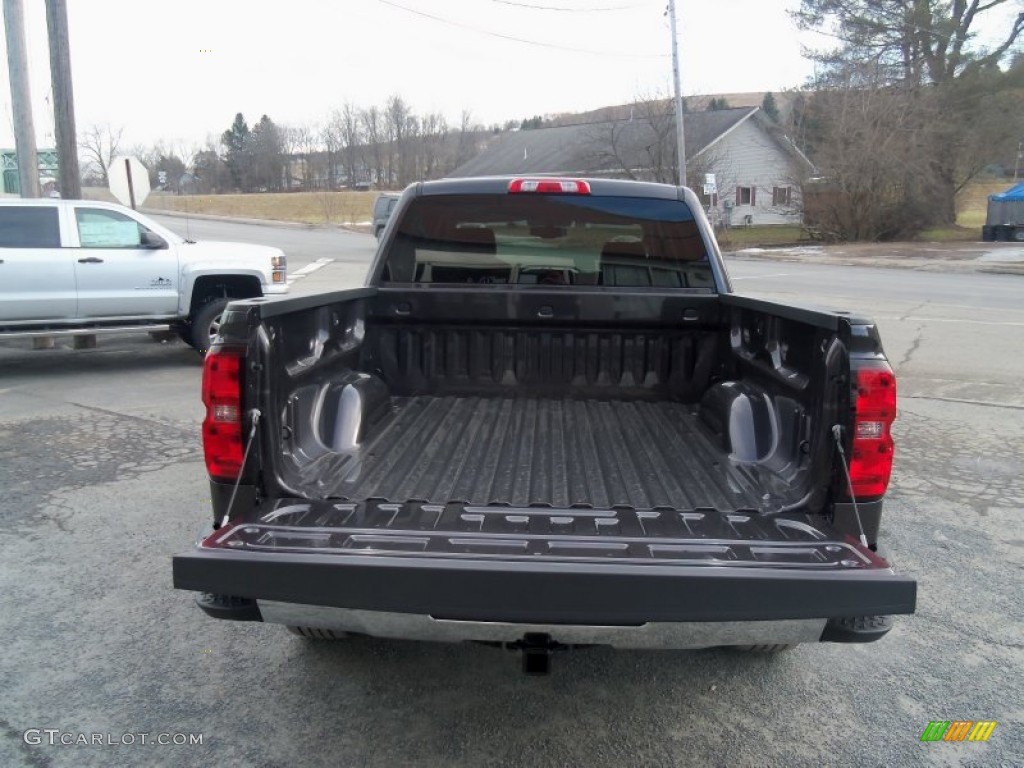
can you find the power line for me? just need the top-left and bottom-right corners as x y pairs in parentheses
(489, 0), (649, 11)
(375, 0), (668, 59)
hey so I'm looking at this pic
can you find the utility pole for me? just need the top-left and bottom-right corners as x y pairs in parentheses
(45, 0), (80, 199)
(3, 0), (41, 197)
(667, 0), (687, 188)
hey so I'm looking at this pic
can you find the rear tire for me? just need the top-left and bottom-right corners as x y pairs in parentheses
(186, 297), (230, 354)
(287, 626), (349, 640)
(733, 644), (799, 653)
(1013, 228), (1024, 242)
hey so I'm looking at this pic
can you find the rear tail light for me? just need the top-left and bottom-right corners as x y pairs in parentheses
(202, 348), (245, 481)
(509, 178), (591, 194)
(848, 361), (896, 498)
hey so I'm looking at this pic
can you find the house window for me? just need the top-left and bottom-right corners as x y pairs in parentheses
(772, 186), (792, 206)
(736, 186), (755, 206)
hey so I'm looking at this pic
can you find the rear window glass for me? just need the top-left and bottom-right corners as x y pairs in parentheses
(0, 207), (61, 248)
(382, 193), (713, 290)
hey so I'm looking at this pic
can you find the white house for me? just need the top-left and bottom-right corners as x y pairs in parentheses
(451, 107), (815, 226)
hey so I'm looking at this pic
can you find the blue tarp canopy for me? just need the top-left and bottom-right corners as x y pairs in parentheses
(990, 182), (1024, 201)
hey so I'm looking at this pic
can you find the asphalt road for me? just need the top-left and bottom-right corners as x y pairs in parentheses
(1, 221), (1022, 767)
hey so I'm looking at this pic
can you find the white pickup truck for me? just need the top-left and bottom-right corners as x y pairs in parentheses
(0, 198), (289, 352)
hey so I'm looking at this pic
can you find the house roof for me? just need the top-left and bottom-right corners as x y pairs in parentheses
(450, 108), (758, 178)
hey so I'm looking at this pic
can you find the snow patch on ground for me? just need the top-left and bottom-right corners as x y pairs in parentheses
(978, 247), (1024, 263)
(735, 246), (826, 256)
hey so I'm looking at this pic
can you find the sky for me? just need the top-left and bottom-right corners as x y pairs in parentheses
(1, 0), (1021, 151)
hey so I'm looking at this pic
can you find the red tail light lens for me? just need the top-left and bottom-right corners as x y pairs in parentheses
(508, 178), (591, 194)
(202, 348), (244, 481)
(849, 361), (896, 498)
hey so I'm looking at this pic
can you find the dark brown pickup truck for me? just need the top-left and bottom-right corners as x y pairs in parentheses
(174, 177), (915, 673)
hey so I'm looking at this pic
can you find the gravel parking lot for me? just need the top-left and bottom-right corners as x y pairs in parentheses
(1, 227), (1021, 767)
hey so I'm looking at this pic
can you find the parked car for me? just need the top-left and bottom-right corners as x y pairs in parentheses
(0, 199), (288, 352)
(372, 192), (400, 239)
(174, 177), (915, 673)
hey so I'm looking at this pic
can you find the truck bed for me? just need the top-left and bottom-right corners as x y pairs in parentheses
(303, 396), (778, 511)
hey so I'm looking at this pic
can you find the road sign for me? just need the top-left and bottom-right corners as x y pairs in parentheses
(108, 156), (150, 208)
(704, 173), (716, 185)
(158, 170), (167, 185)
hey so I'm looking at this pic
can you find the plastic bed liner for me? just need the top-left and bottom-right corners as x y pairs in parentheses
(299, 396), (789, 512)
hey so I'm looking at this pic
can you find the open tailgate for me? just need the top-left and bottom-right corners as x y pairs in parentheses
(174, 500), (916, 625)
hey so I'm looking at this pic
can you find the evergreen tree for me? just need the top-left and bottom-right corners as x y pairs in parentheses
(221, 113), (250, 191)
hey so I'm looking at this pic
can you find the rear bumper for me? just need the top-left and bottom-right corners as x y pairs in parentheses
(257, 603), (830, 649)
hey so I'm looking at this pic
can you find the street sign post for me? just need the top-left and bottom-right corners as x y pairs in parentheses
(107, 155), (149, 209)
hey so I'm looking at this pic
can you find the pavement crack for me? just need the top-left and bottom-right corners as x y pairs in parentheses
(5, 388), (197, 438)
(914, 614), (1024, 650)
(898, 328), (924, 369)
(898, 300), (929, 321)
(63, 400), (195, 437)
(901, 395), (1024, 411)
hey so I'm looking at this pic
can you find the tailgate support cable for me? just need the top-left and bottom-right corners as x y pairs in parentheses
(831, 424), (869, 548)
(220, 408), (262, 529)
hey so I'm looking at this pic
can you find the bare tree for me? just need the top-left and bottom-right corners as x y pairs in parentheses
(797, 64), (942, 240)
(277, 125), (300, 190)
(285, 124), (319, 191)
(79, 124), (125, 184)
(361, 106), (385, 187)
(419, 111), (448, 179)
(580, 91), (678, 184)
(384, 95), (411, 186)
(455, 109), (477, 168)
(338, 103), (364, 186)
(193, 135), (232, 193)
(321, 114), (343, 189)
